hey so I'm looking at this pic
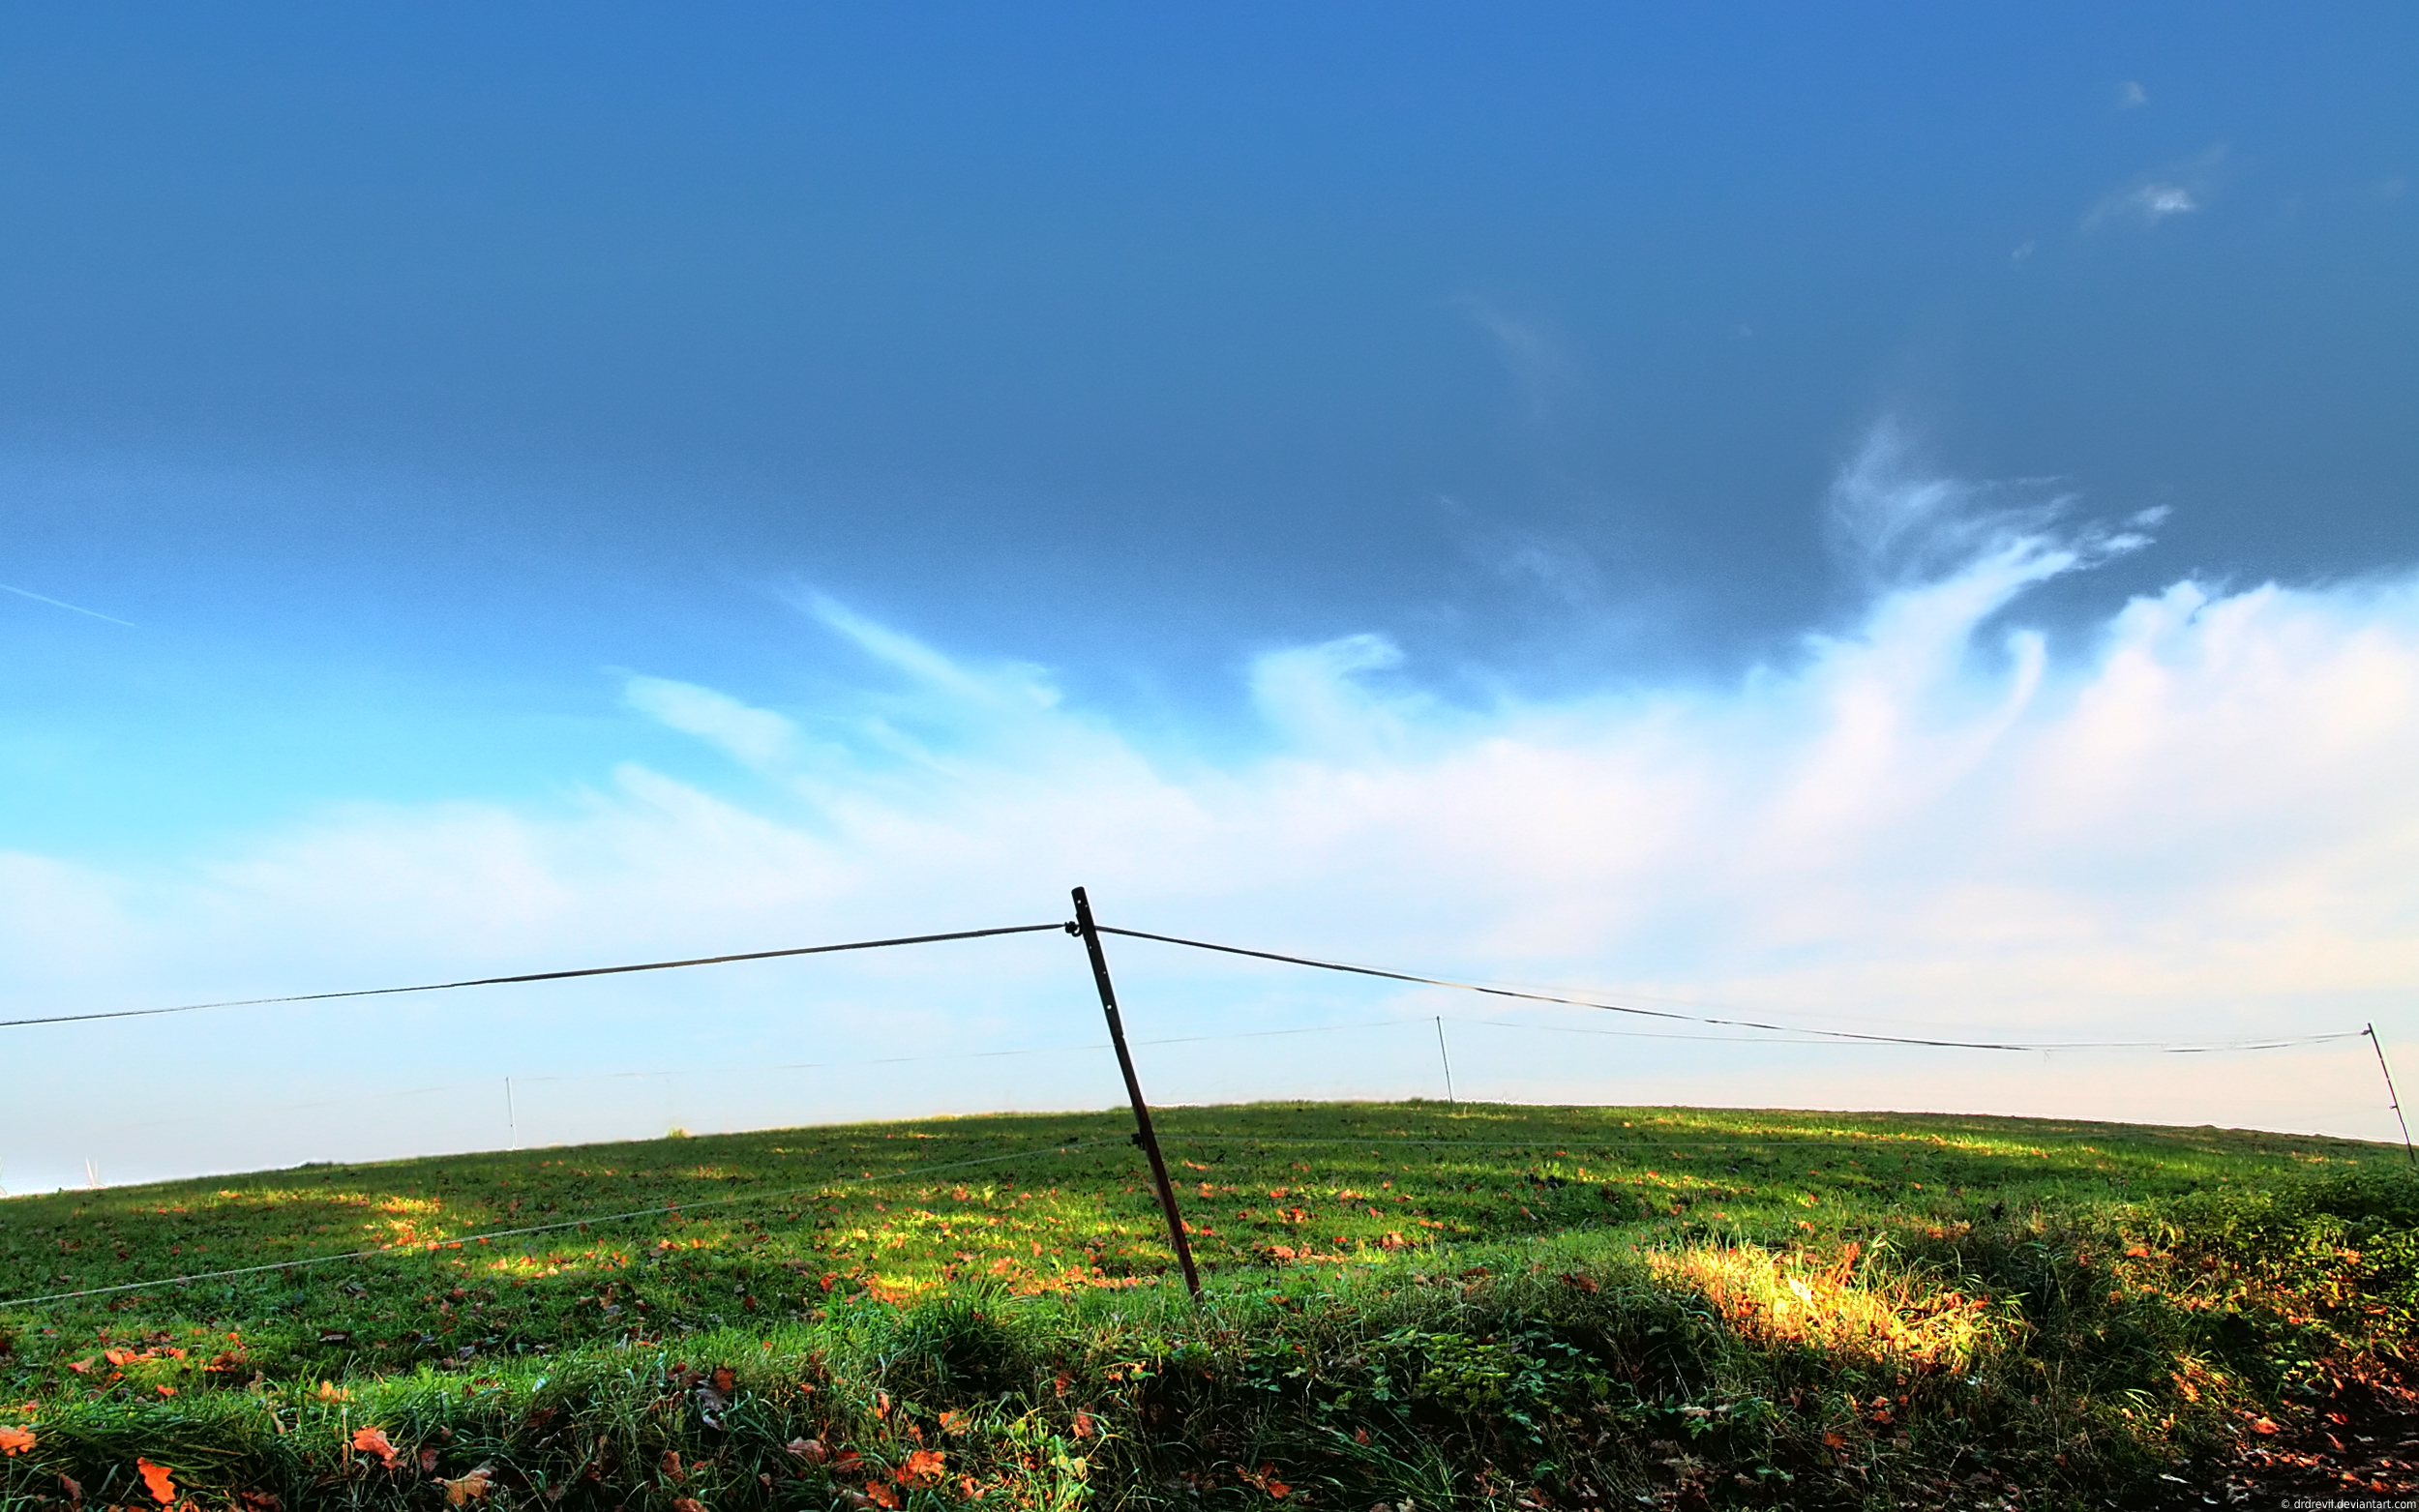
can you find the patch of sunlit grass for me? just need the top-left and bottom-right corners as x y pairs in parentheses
(1649, 1241), (2013, 1370)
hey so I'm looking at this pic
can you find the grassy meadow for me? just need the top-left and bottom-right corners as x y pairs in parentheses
(2, 1100), (2414, 1508)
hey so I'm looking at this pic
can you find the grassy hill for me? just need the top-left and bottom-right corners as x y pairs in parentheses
(3, 1101), (2414, 1508)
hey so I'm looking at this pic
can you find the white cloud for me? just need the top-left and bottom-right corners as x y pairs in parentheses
(2137, 185), (2195, 220)
(1826, 418), (2139, 588)
(1248, 633), (1415, 760)
(623, 674), (796, 768)
(2085, 148), (2225, 231)
(800, 593), (1060, 714)
(7, 430), (2419, 1187)
(2118, 80), (2148, 109)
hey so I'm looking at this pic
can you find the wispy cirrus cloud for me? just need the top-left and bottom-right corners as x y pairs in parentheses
(1451, 295), (1585, 422)
(0, 581), (135, 627)
(623, 674), (796, 769)
(1827, 419), (2149, 588)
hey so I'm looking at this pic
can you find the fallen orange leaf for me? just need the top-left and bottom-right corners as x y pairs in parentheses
(438, 1468), (493, 1506)
(136, 1458), (177, 1505)
(0, 1425), (34, 1456)
(898, 1448), (946, 1486)
(351, 1427), (403, 1469)
(1240, 1464), (1292, 1498)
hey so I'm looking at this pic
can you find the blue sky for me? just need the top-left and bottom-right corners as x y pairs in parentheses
(3, 5), (2415, 1189)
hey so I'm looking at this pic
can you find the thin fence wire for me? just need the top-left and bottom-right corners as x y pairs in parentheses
(0, 912), (2364, 1053)
(0, 923), (1069, 1030)
(1097, 924), (2367, 1054)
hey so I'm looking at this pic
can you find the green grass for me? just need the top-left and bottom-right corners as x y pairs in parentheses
(3, 1101), (2413, 1509)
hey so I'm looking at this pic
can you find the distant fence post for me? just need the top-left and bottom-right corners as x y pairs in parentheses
(2366, 1024), (2416, 1166)
(1434, 1016), (1456, 1106)
(1070, 886), (1203, 1297)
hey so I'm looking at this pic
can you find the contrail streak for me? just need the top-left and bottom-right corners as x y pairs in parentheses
(0, 582), (136, 627)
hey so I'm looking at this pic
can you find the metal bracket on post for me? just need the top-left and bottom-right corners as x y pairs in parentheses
(1070, 886), (1203, 1298)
